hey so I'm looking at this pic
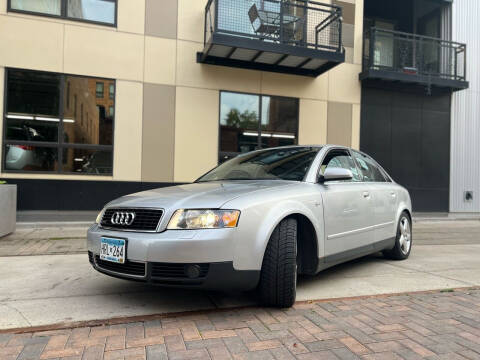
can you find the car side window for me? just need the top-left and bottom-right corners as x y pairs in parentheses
(352, 151), (386, 182)
(320, 149), (362, 182)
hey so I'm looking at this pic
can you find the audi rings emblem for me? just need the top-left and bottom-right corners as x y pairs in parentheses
(111, 212), (136, 226)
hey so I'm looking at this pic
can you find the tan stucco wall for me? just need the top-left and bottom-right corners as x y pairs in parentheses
(117, 0), (145, 35)
(145, 36), (177, 86)
(113, 80), (143, 181)
(142, 83), (176, 182)
(174, 87), (219, 182)
(298, 99), (328, 145)
(0, 15), (64, 72)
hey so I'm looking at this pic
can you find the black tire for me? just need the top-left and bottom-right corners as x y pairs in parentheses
(258, 218), (297, 308)
(383, 211), (412, 260)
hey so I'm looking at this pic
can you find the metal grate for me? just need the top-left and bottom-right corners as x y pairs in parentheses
(205, 0), (342, 52)
(363, 27), (467, 82)
(100, 208), (163, 232)
(151, 263), (210, 279)
(95, 256), (146, 277)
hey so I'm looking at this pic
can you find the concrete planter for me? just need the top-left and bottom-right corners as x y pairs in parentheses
(0, 184), (17, 238)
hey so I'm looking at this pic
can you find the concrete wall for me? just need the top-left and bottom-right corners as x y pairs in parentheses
(0, 184), (16, 237)
(450, 0), (480, 212)
(0, 0), (364, 184)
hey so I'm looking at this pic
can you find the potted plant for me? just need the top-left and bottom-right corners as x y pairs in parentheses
(0, 180), (17, 238)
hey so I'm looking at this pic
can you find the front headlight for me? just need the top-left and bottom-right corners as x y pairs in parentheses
(95, 209), (106, 224)
(167, 209), (240, 230)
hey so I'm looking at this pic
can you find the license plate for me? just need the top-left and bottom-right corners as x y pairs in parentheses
(100, 237), (126, 264)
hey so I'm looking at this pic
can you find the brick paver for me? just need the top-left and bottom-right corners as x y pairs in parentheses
(0, 228), (87, 256)
(2, 220), (479, 257)
(1, 288), (479, 360)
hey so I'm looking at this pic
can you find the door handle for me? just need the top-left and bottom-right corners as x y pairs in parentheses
(390, 192), (397, 197)
(363, 191), (370, 198)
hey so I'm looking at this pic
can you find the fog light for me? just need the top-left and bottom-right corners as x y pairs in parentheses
(185, 264), (201, 279)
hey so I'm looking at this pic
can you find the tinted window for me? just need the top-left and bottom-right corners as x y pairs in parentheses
(198, 147), (320, 182)
(67, 0), (116, 24)
(219, 92), (299, 163)
(3, 69), (114, 174)
(320, 149), (362, 182)
(352, 151), (387, 182)
(9, 0), (116, 26)
(10, 0), (61, 15)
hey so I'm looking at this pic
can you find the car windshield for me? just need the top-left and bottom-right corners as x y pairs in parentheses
(197, 147), (321, 182)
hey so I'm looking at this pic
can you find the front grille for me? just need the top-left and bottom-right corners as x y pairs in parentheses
(95, 256), (146, 277)
(151, 263), (210, 279)
(100, 208), (163, 232)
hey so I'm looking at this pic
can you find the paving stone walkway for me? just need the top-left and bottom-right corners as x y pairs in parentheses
(1, 220), (479, 257)
(1, 288), (479, 360)
(0, 228), (88, 256)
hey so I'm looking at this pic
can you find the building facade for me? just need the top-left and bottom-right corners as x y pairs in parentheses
(0, 0), (477, 213)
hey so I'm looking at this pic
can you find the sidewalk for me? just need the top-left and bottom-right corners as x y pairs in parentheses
(1, 288), (479, 360)
(2, 219), (480, 257)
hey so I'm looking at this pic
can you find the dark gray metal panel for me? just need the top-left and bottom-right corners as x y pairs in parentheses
(360, 87), (451, 212)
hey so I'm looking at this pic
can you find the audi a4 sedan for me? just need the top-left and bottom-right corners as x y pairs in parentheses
(88, 145), (412, 307)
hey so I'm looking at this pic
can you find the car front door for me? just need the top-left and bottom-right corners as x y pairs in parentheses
(319, 148), (376, 260)
(352, 151), (398, 244)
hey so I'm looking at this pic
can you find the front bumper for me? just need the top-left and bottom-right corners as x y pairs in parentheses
(87, 224), (260, 291)
(88, 252), (259, 291)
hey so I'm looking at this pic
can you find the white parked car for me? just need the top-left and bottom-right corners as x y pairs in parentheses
(88, 145), (412, 307)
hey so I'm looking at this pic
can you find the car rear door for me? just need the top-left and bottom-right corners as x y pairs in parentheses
(352, 151), (397, 243)
(319, 148), (376, 259)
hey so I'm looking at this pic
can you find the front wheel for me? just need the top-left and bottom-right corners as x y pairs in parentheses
(383, 212), (412, 260)
(258, 218), (297, 308)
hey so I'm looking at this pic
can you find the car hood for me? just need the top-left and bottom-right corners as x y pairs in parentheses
(105, 180), (294, 210)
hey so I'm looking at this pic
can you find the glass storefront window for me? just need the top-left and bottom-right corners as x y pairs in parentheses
(219, 91), (299, 163)
(4, 145), (58, 172)
(67, 0), (116, 24)
(10, 0), (61, 15)
(3, 69), (114, 175)
(9, 0), (116, 26)
(63, 76), (114, 146)
(62, 148), (112, 174)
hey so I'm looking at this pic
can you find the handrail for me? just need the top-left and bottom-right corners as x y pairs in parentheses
(204, 0), (343, 52)
(369, 27), (467, 47)
(363, 26), (467, 83)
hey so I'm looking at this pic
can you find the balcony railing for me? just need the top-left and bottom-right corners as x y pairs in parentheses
(198, 0), (345, 77)
(361, 27), (468, 91)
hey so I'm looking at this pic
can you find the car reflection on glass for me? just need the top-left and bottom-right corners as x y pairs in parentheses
(5, 126), (52, 171)
(82, 151), (112, 174)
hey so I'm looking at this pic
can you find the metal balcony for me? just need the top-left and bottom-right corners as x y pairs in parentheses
(197, 0), (345, 77)
(360, 27), (468, 92)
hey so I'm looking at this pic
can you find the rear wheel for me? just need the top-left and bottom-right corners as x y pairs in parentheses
(258, 218), (297, 308)
(383, 212), (412, 260)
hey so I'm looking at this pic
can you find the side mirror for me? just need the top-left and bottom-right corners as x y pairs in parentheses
(319, 167), (353, 183)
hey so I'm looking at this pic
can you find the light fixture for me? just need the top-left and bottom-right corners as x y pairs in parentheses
(35, 117), (60, 122)
(272, 134), (295, 139)
(7, 114), (34, 120)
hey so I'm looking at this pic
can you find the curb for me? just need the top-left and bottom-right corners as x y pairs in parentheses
(1, 286), (478, 335)
(16, 222), (91, 229)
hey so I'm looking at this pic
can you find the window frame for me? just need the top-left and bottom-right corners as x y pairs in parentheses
(218, 90), (300, 163)
(2, 67), (115, 176)
(351, 150), (391, 183)
(96, 82), (104, 98)
(7, 0), (118, 27)
(109, 83), (115, 100)
(316, 147), (364, 183)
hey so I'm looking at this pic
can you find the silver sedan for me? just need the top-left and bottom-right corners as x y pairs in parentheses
(87, 145), (412, 307)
